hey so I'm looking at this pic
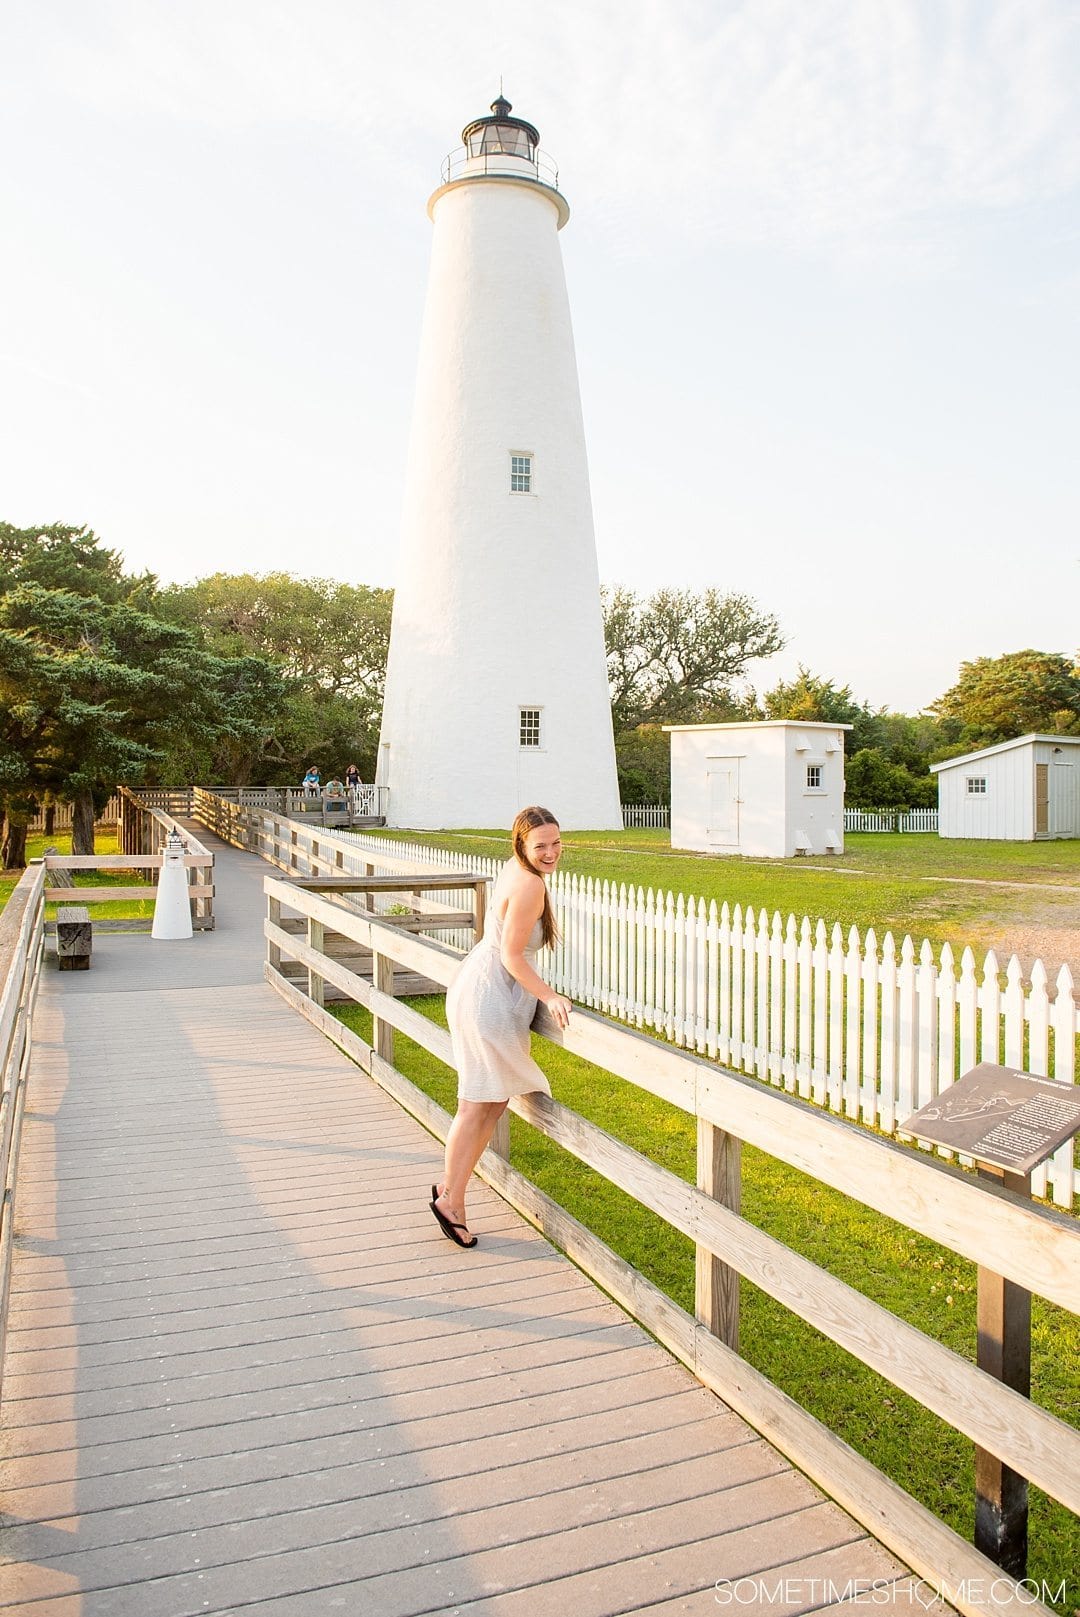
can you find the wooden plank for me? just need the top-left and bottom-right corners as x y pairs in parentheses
(46, 855), (211, 870)
(0, 869), (46, 1082)
(508, 1089), (1080, 1516)
(44, 884), (214, 903)
(285, 873), (487, 893)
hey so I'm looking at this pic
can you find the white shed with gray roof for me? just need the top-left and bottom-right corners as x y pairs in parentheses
(930, 734), (1080, 840)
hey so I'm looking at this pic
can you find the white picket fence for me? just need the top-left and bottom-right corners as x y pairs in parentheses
(623, 805), (938, 832)
(844, 808), (939, 833)
(28, 795), (120, 833)
(339, 825), (1079, 1209)
(622, 803), (670, 828)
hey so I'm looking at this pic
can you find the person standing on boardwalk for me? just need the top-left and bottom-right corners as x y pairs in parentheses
(431, 806), (572, 1248)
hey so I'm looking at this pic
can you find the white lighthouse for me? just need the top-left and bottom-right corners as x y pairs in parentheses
(376, 96), (622, 830)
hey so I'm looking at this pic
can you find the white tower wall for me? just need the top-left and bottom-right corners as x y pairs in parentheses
(377, 114), (621, 830)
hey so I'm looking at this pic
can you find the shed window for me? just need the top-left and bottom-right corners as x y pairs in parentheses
(806, 764), (823, 790)
(966, 777), (987, 795)
(519, 707), (542, 748)
(510, 454), (532, 493)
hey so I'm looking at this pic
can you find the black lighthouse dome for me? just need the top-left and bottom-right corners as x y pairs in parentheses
(461, 96), (540, 161)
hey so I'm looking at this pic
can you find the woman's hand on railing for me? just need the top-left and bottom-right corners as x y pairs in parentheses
(542, 992), (573, 1030)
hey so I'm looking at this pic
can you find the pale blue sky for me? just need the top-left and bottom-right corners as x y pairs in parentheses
(1, 0), (1076, 712)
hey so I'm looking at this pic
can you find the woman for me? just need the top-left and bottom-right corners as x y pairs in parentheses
(431, 806), (572, 1248)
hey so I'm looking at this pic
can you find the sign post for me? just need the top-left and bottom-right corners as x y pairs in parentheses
(901, 1061), (1080, 1579)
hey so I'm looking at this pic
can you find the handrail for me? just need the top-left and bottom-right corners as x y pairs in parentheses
(262, 870), (1077, 1617)
(191, 790), (476, 942)
(0, 861), (47, 1394)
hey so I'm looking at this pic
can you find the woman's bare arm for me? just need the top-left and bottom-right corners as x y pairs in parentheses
(498, 874), (571, 1025)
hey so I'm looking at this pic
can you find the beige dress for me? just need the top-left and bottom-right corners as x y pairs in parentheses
(446, 907), (553, 1102)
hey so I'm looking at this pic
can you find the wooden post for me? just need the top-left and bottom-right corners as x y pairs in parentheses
(307, 916), (325, 1007)
(473, 878), (488, 945)
(372, 947), (395, 1065)
(490, 1110), (510, 1161)
(975, 1165), (1031, 1577)
(695, 1118), (741, 1350)
(267, 895), (282, 974)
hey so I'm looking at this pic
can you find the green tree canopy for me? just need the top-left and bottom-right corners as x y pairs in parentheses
(761, 667), (885, 755)
(160, 571), (393, 786)
(844, 748), (937, 810)
(603, 585), (783, 728)
(0, 582), (286, 859)
(930, 650), (1080, 749)
(0, 521), (153, 602)
(160, 571), (392, 704)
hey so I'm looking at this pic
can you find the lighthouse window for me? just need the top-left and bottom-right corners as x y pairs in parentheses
(806, 764), (823, 790)
(510, 454), (532, 493)
(519, 707), (542, 748)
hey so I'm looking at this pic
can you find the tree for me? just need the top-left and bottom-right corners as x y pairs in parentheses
(160, 571), (392, 704)
(160, 572), (393, 784)
(0, 521), (153, 602)
(762, 667), (885, 755)
(844, 748), (937, 810)
(931, 650), (1080, 749)
(603, 586), (783, 728)
(0, 583), (285, 861)
(614, 725), (671, 805)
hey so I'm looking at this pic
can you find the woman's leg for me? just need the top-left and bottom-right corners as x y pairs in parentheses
(436, 1098), (509, 1230)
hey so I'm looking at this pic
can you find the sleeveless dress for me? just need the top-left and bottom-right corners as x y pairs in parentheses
(445, 907), (553, 1102)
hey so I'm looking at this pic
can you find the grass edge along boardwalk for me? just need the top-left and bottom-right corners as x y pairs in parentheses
(2, 833), (934, 1617)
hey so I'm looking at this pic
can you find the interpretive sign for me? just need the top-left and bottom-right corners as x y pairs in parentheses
(901, 1062), (1080, 1175)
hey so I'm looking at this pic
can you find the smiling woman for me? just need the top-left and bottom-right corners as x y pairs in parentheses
(430, 806), (573, 1247)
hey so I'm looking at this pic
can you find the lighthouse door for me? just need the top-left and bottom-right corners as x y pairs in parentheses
(706, 758), (740, 847)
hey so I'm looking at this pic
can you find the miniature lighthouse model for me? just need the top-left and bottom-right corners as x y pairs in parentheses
(376, 97), (622, 829)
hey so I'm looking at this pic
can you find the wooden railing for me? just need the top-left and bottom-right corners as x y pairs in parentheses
(262, 872), (1078, 1617)
(191, 791), (475, 941)
(0, 862), (46, 1390)
(97, 787), (215, 929)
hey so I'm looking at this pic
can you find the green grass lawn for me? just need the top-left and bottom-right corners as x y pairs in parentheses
(0, 831), (155, 922)
(360, 826), (1080, 962)
(331, 990), (1079, 1611)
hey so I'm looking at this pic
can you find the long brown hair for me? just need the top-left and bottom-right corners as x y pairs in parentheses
(511, 805), (560, 949)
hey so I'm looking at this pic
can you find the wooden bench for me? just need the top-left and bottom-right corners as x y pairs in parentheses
(56, 904), (92, 971)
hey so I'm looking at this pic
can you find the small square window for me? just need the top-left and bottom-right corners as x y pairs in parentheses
(806, 764), (823, 790)
(519, 707), (542, 748)
(510, 454), (532, 493)
(966, 776), (987, 795)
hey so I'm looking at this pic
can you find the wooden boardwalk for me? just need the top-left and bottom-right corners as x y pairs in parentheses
(0, 831), (922, 1615)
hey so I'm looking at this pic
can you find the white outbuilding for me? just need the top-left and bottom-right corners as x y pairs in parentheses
(665, 721), (850, 858)
(930, 734), (1080, 840)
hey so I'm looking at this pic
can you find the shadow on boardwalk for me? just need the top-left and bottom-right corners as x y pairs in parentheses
(0, 831), (921, 1616)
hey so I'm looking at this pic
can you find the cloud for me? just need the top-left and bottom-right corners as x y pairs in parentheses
(4, 0), (1078, 268)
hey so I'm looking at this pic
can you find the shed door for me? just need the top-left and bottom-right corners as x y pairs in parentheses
(1035, 763), (1049, 836)
(706, 758), (740, 845)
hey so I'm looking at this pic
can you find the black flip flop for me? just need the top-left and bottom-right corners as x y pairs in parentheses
(429, 1197), (477, 1248)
